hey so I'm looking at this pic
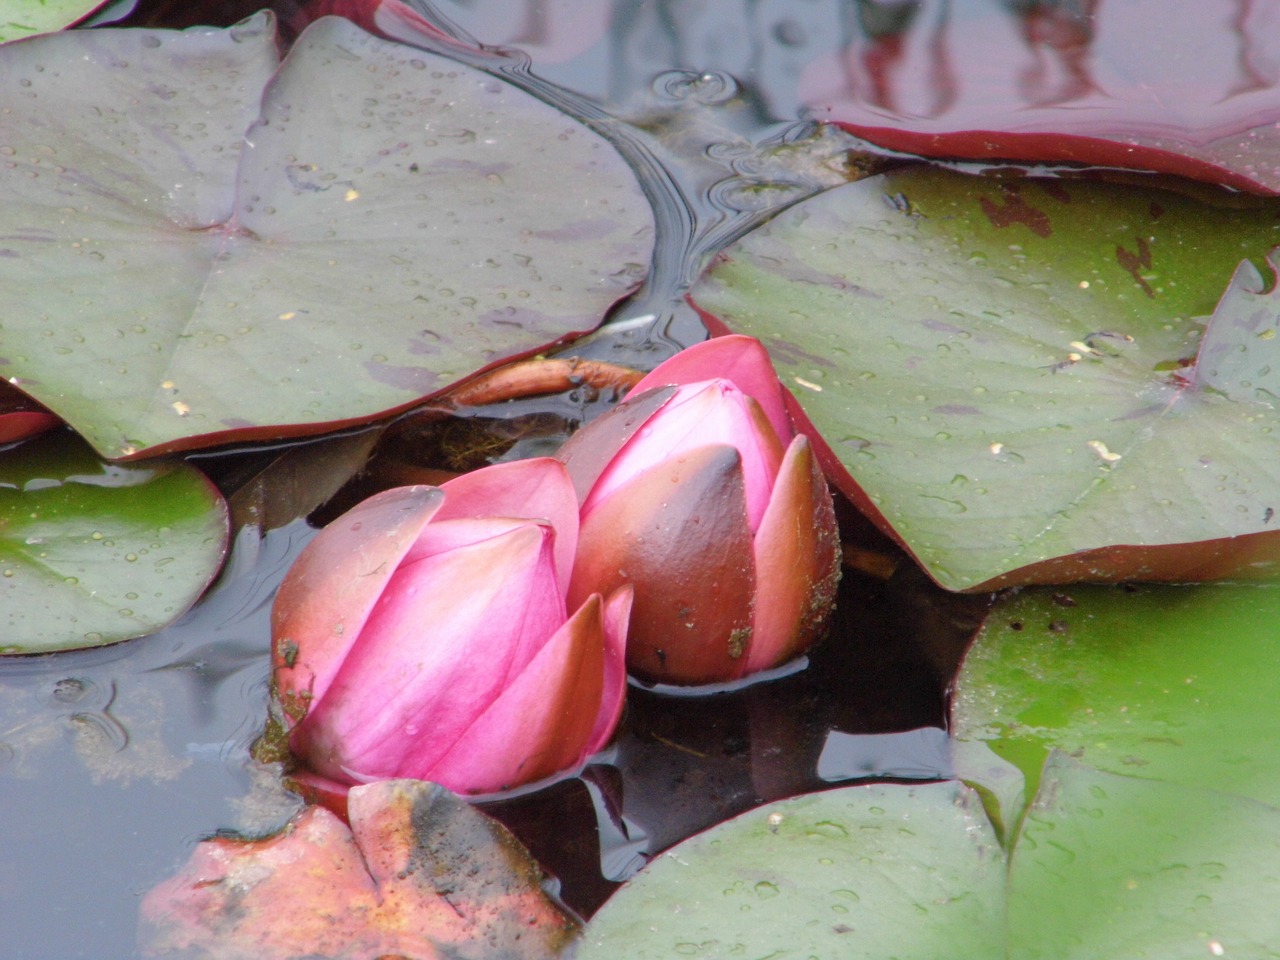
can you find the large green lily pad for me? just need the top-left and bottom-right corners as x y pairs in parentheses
(1009, 753), (1280, 960)
(582, 582), (1280, 956)
(0, 431), (229, 653)
(690, 165), (1280, 590)
(578, 781), (1006, 960)
(951, 580), (1280, 836)
(0, 12), (652, 459)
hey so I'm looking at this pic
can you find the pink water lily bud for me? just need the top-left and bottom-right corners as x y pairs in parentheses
(271, 457), (630, 797)
(558, 335), (841, 686)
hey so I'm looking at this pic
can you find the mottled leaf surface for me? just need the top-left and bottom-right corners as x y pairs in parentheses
(0, 13), (652, 459)
(0, 432), (228, 653)
(691, 165), (1280, 590)
(139, 778), (578, 959)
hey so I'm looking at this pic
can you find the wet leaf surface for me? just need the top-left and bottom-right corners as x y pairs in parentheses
(0, 432), (229, 653)
(0, 12), (652, 459)
(1194, 250), (1280, 404)
(582, 579), (1280, 956)
(578, 781), (1004, 960)
(951, 581), (1280, 834)
(691, 164), (1280, 590)
(955, 582), (1280, 956)
(139, 778), (578, 960)
(802, 0), (1280, 195)
(0, 0), (113, 42)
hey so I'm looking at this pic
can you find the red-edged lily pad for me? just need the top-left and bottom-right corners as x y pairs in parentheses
(0, 12), (652, 460)
(802, 0), (1280, 195)
(0, 382), (59, 445)
(0, 0), (120, 43)
(0, 432), (228, 653)
(690, 164), (1280, 591)
(139, 779), (578, 960)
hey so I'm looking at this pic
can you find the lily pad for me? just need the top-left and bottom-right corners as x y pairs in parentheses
(578, 781), (1005, 960)
(0, 431), (228, 653)
(0, 0), (112, 43)
(1195, 251), (1280, 404)
(0, 381), (59, 444)
(140, 778), (578, 959)
(690, 164), (1280, 590)
(1009, 753), (1280, 960)
(0, 12), (652, 459)
(801, 0), (1280, 195)
(951, 580), (1280, 834)
(582, 699), (1280, 956)
(581, 769), (1280, 956)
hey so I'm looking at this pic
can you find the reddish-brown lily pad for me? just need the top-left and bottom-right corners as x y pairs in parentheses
(139, 779), (578, 959)
(0, 382), (59, 444)
(0, 12), (652, 459)
(801, 0), (1280, 195)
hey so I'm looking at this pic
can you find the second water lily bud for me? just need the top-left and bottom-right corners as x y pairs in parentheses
(558, 335), (841, 685)
(271, 458), (630, 799)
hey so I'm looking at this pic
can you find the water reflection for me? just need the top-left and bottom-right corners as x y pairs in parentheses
(0, 523), (308, 959)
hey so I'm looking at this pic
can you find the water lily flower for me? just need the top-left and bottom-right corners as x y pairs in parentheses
(271, 458), (630, 798)
(557, 335), (841, 686)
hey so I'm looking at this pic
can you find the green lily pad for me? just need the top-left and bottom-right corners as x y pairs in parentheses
(0, 0), (110, 43)
(1195, 251), (1280, 404)
(690, 165), (1280, 590)
(583, 581), (1280, 957)
(0, 13), (652, 459)
(951, 580), (1280, 834)
(1009, 753), (1280, 960)
(578, 781), (1005, 960)
(0, 431), (229, 653)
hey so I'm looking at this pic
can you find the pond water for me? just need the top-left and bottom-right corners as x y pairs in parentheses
(3, 0), (1246, 956)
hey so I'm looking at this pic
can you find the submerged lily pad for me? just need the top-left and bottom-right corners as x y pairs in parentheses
(0, 432), (228, 653)
(801, 0), (1280, 195)
(691, 164), (1280, 590)
(0, 13), (652, 459)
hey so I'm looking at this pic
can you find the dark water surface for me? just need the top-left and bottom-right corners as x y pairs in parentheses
(0, 2), (1003, 956)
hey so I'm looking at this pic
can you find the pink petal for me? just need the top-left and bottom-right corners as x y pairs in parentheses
(630, 335), (795, 446)
(569, 444), (757, 685)
(436, 457), (580, 589)
(585, 585), (632, 754)
(400, 515), (535, 565)
(271, 485), (445, 725)
(293, 521), (564, 782)
(427, 592), (613, 794)
(748, 436), (842, 673)
(582, 380), (785, 533)
(555, 385), (676, 502)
